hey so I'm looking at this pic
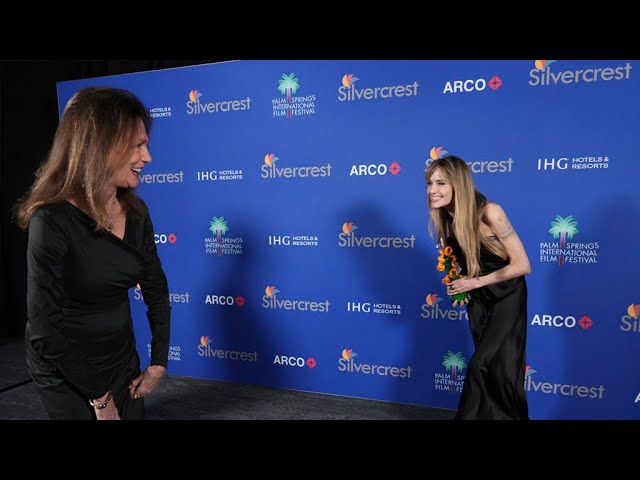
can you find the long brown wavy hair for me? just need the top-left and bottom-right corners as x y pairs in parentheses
(425, 155), (506, 277)
(15, 86), (151, 230)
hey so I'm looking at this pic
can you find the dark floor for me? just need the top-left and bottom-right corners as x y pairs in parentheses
(0, 338), (455, 420)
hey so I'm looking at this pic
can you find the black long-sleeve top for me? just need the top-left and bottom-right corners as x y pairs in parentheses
(26, 200), (171, 399)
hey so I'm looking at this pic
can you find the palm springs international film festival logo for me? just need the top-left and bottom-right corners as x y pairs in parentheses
(262, 285), (330, 313)
(337, 74), (419, 102)
(435, 351), (467, 395)
(421, 293), (468, 321)
(261, 153), (332, 180)
(425, 146), (513, 174)
(620, 303), (640, 333)
(272, 73), (317, 119)
(338, 348), (413, 379)
(528, 60), (632, 87)
(186, 90), (251, 115)
(524, 366), (605, 400)
(204, 216), (244, 256)
(197, 336), (258, 363)
(338, 222), (415, 249)
(539, 215), (599, 266)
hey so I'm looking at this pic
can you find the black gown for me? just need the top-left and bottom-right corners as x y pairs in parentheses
(25, 200), (170, 420)
(449, 236), (529, 420)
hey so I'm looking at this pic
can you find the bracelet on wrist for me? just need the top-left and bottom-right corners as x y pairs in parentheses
(89, 390), (112, 410)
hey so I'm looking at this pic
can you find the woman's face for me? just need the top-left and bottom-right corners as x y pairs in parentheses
(427, 167), (453, 209)
(109, 118), (151, 190)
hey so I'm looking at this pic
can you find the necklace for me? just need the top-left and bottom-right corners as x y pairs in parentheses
(106, 196), (118, 232)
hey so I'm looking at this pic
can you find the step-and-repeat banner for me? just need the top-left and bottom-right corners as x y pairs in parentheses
(58, 60), (640, 419)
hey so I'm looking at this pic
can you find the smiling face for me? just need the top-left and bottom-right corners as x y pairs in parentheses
(108, 118), (151, 190)
(427, 167), (454, 209)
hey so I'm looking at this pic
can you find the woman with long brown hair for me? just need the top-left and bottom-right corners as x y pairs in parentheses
(16, 86), (170, 420)
(426, 155), (531, 420)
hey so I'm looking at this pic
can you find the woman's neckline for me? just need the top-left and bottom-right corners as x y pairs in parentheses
(63, 199), (128, 242)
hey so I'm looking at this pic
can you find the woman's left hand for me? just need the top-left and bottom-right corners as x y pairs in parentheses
(129, 365), (167, 399)
(447, 275), (477, 296)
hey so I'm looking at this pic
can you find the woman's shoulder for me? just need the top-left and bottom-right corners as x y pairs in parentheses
(126, 193), (149, 216)
(481, 202), (508, 221)
(31, 201), (70, 223)
(28, 202), (74, 238)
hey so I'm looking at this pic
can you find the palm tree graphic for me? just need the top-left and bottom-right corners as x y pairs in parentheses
(442, 351), (467, 395)
(278, 73), (300, 119)
(548, 215), (579, 266)
(209, 216), (229, 256)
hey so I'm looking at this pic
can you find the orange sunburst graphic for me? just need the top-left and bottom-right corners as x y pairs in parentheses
(341, 74), (359, 87)
(534, 60), (557, 71)
(342, 348), (356, 360)
(264, 153), (279, 166)
(430, 146), (448, 160)
(189, 90), (202, 102)
(425, 294), (441, 306)
(342, 222), (358, 234)
(627, 304), (640, 319)
(200, 336), (210, 346)
(265, 286), (279, 297)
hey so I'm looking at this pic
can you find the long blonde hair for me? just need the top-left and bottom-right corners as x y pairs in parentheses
(425, 155), (506, 277)
(15, 87), (151, 230)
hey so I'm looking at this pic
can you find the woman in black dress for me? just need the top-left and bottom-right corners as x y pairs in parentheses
(16, 87), (170, 420)
(425, 155), (530, 420)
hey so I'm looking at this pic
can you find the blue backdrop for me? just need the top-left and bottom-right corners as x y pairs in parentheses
(58, 60), (640, 420)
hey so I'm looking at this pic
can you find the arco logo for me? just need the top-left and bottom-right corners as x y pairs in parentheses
(531, 313), (593, 330)
(204, 294), (245, 307)
(273, 355), (317, 368)
(442, 76), (503, 94)
(349, 161), (401, 176)
(154, 233), (177, 244)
